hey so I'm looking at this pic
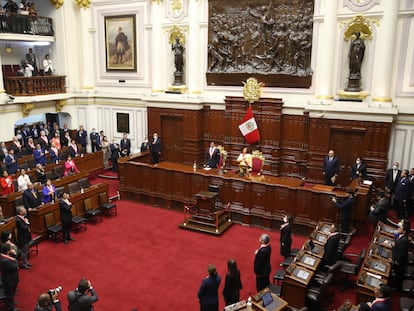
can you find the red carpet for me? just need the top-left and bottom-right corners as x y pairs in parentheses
(14, 173), (402, 310)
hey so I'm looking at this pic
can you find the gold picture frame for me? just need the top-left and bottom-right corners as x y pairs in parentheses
(105, 15), (136, 71)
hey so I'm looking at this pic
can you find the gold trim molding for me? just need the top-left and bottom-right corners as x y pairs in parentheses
(316, 95), (334, 100)
(152, 0), (163, 4)
(22, 103), (34, 116)
(56, 100), (67, 112)
(50, 0), (64, 9)
(167, 25), (186, 45)
(372, 97), (392, 102)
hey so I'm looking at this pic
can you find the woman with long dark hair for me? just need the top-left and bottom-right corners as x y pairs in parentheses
(280, 215), (294, 260)
(222, 259), (242, 306)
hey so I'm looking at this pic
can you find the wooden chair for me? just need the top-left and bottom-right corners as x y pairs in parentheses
(99, 192), (117, 217)
(84, 197), (102, 224)
(247, 150), (265, 176)
(71, 204), (87, 233)
(44, 212), (62, 243)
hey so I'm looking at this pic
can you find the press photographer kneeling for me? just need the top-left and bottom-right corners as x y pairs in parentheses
(35, 286), (62, 311)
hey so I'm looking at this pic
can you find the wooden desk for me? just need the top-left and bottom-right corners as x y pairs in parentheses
(0, 171), (88, 218)
(295, 250), (321, 271)
(119, 159), (371, 230)
(356, 270), (387, 303)
(376, 221), (395, 237)
(252, 291), (288, 311)
(282, 263), (314, 308)
(303, 239), (325, 258)
(28, 183), (109, 236)
(0, 217), (16, 236)
(362, 257), (391, 278)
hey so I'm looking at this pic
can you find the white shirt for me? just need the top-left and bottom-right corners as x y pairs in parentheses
(24, 63), (34, 77)
(17, 174), (31, 192)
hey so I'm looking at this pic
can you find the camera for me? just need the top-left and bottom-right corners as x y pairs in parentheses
(48, 286), (62, 296)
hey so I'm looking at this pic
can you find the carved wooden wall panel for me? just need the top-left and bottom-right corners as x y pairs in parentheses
(147, 97), (392, 186)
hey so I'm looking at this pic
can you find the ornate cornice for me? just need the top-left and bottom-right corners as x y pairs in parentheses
(50, 0), (64, 9)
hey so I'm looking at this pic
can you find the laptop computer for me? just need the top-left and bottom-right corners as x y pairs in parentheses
(261, 291), (280, 310)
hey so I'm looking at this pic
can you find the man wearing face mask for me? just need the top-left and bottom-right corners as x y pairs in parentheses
(385, 161), (401, 196)
(149, 132), (162, 164)
(350, 157), (367, 180)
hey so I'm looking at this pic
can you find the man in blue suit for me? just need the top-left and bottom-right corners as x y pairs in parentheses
(323, 149), (339, 185)
(5, 149), (19, 175)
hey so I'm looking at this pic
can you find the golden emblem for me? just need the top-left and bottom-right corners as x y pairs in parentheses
(243, 77), (262, 104)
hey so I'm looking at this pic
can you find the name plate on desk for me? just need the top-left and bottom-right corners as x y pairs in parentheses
(357, 271), (386, 291)
(363, 258), (391, 277)
(285, 264), (314, 285)
(295, 251), (320, 270)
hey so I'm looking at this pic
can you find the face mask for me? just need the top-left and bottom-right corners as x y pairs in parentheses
(154, 136), (157, 140)
(393, 165), (398, 170)
(283, 216), (287, 223)
(356, 160), (360, 165)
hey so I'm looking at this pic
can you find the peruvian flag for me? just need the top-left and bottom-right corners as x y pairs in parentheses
(238, 105), (260, 144)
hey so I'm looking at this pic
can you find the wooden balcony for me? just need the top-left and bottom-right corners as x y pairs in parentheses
(4, 76), (66, 96)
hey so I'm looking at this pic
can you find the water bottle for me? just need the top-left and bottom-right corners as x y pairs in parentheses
(193, 161), (197, 171)
(246, 293), (252, 310)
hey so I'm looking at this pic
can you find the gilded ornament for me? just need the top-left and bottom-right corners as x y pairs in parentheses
(171, 0), (182, 11)
(50, 0), (64, 9)
(22, 103), (34, 116)
(243, 77), (262, 104)
(56, 100), (67, 112)
(168, 25), (186, 45)
(75, 0), (90, 9)
(344, 15), (374, 41)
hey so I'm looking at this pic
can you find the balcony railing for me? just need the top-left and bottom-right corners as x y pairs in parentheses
(4, 76), (66, 96)
(0, 13), (53, 36)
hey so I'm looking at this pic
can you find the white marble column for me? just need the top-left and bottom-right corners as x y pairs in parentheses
(315, 0), (338, 99)
(370, 0), (399, 103)
(151, 1), (164, 92)
(187, 0), (201, 94)
(79, 8), (94, 90)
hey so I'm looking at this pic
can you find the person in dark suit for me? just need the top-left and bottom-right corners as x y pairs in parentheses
(120, 133), (131, 157)
(368, 190), (390, 227)
(393, 169), (410, 219)
(323, 149), (339, 185)
(332, 189), (355, 233)
(392, 220), (410, 290)
(385, 162), (401, 209)
(222, 259), (242, 306)
(350, 157), (367, 180)
(280, 215), (293, 260)
(23, 182), (42, 211)
(206, 142), (220, 169)
(358, 284), (392, 311)
(149, 133), (162, 164)
(67, 278), (98, 311)
(322, 224), (340, 266)
(69, 139), (80, 158)
(0, 142), (8, 163)
(37, 130), (50, 151)
(35, 291), (62, 311)
(89, 128), (101, 153)
(59, 192), (75, 244)
(5, 149), (19, 175)
(110, 140), (121, 172)
(10, 136), (22, 159)
(0, 243), (19, 311)
(76, 125), (87, 149)
(407, 168), (414, 217)
(16, 206), (32, 269)
(254, 233), (271, 292)
(197, 264), (221, 311)
(140, 136), (149, 152)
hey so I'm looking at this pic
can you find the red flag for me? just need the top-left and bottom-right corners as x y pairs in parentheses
(238, 105), (260, 144)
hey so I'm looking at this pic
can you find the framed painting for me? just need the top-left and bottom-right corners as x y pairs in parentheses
(105, 15), (136, 71)
(116, 113), (130, 133)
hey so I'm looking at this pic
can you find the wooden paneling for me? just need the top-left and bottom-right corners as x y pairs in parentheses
(119, 160), (372, 230)
(146, 97), (392, 187)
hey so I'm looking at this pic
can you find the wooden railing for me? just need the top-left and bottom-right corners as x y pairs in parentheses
(4, 76), (66, 96)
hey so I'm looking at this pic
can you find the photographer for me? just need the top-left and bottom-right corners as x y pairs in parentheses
(67, 278), (98, 311)
(35, 290), (62, 311)
(0, 243), (19, 311)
